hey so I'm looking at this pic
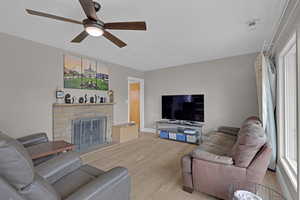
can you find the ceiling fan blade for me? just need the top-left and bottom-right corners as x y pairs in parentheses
(71, 31), (89, 43)
(103, 31), (127, 48)
(79, 0), (98, 21)
(26, 9), (82, 25)
(104, 21), (147, 30)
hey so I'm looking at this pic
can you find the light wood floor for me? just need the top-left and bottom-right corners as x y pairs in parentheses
(81, 133), (280, 200)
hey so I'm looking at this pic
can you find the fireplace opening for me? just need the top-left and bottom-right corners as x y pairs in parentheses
(71, 116), (107, 152)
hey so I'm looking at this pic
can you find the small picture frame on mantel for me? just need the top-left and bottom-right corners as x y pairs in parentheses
(56, 90), (65, 99)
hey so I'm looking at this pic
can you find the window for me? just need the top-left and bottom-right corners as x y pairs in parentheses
(283, 42), (297, 172)
(278, 33), (298, 186)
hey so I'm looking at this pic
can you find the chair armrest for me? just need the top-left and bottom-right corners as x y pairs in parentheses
(17, 132), (49, 148)
(192, 149), (233, 165)
(0, 177), (26, 200)
(35, 152), (82, 184)
(218, 126), (240, 136)
(65, 167), (130, 200)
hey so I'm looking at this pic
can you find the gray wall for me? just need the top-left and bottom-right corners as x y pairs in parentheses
(0, 33), (144, 139)
(144, 53), (258, 132)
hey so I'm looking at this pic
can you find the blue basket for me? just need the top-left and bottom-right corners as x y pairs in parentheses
(176, 133), (186, 142)
(160, 130), (169, 139)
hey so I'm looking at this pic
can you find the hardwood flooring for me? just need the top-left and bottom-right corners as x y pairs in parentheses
(81, 133), (280, 200)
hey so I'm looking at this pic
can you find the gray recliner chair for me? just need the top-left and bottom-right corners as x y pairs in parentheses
(17, 132), (55, 165)
(0, 131), (130, 200)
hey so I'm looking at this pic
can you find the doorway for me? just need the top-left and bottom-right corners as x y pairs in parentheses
(128, 77), (144, 130)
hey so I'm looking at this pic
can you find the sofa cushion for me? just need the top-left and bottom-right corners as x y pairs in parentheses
(233, 122), (266, 168)
(228, 116), (262, 157)
(241, 116), (262, 129)
(201, 131), (236, 156)
(192, 149), (233, 165)
(0, 131), (35, 189)
(53, 165), (104, 199)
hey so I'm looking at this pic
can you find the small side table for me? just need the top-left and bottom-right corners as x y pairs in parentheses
(27, 140), (75, 160)
(112, 123), (139, 143)
(229, 182), (286, 200)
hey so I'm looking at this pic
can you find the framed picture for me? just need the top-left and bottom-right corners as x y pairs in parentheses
(56, 90), (65, 99)
(81, 58), (97, 90)
(63, 55), (82, 89)
(96, 62), (109, 91)
(63, 54), (109, 91)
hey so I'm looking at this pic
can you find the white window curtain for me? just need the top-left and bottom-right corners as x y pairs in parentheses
(255, 53), (277, 171)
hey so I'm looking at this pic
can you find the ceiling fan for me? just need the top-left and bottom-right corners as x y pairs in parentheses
(26, 0), (147, 48)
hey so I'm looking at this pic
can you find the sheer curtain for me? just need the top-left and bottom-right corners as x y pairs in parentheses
(255, 53), (277, 171)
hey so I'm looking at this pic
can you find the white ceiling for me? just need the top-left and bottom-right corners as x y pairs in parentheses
(0, 0), (286, 71)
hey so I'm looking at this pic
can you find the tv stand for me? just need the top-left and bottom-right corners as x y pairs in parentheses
(156, 120), (204, 144)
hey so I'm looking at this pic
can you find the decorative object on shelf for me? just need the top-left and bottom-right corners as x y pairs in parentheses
(71, 97), (76, 104)
(100, 97), (105, 103)
(78, 97), (84, 104)
(55, 89), (65, 104)
(63, 54), (109, 91)
(108, 90), (114, 103)
(103, 97), (107, 103)
(94, 95), (98, 103)
(65, 93), (72, 104)
(90, 96), (95, 103)
(84, 94), (88, 103)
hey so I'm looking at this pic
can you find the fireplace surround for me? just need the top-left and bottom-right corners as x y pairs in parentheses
(53, 103), (114, 150)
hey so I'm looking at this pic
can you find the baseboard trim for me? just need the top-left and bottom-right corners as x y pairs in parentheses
(141, 128), (156, 133)
(277, 166), (296, 200)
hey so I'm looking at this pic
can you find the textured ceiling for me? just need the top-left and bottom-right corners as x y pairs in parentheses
(0, 0), (286, 71)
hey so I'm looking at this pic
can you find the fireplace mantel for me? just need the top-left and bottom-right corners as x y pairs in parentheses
(52, 103), (114, 145)
(53, 103), (115, 107)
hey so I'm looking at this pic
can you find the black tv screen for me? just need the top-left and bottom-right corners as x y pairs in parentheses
(162, 95), (204, 122)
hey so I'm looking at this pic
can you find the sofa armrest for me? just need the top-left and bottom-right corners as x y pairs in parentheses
(192, 149), (233, 165)
(17, 132), (49, 148)
(181, 154), (194, 192)
(192, 158), (246, 199)
(65, 167), (130, 200)
(218, 126), (240, 136)
(35, 152), (82, 184)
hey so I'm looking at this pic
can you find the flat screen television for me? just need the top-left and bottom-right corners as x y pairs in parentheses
(162, 95), (204, 122)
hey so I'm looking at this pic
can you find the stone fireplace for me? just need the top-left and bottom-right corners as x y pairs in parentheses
(53, 103), (113, 151)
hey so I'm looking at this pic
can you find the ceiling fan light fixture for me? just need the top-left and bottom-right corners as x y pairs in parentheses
(85, 26), (104, 37)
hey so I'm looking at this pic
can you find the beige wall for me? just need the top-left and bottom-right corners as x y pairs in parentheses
(144, 53), (258, 132)
(0, 33), (144, 139)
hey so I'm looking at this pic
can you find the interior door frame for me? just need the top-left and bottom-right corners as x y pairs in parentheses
(128, 77), (144, 131)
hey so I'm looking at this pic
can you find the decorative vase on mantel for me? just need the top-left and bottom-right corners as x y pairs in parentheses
(107, 90), (114, 103)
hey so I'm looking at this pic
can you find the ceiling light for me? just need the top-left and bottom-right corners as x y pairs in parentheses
(85, 26), (104, 37)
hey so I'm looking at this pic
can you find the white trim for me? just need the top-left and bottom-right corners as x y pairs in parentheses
(277, 165), (297, 200)
(278, 31), (300, 199)
(279, 158), (298, 189)
(128, 77), (145, 130)
(140, 128), (156, 133)
(296, 29), (300, 199)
